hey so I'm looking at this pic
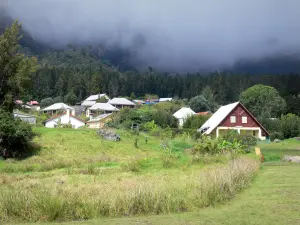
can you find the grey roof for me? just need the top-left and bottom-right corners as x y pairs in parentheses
(81, 100), (96, 107)
(89, 103), (119, 111)
(108, 98), (136, 106)
(85, 93), (109, 101)
(42, 103), (74, 111)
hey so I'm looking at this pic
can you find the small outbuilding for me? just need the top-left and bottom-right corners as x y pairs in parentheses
(173, 107), (196, 127)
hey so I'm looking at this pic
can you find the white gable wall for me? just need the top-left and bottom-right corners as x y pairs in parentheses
(45, 114), (85, 129)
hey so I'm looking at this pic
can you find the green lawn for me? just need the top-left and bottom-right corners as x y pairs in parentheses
(259, 138), (300, 157)
(17, 163), (300, 225)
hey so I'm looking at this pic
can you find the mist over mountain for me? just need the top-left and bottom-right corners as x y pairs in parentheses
(1, 0), (300, 73)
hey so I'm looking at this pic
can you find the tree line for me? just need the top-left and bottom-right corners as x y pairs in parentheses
(27, 64), (300, 115)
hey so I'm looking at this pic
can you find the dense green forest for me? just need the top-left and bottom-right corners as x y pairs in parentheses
(27, 53), (300, 116)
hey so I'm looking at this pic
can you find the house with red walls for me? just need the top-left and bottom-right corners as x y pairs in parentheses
(198, 102), (269, 140)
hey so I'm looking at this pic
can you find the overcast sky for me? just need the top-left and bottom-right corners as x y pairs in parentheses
(2, 0), (300, 71)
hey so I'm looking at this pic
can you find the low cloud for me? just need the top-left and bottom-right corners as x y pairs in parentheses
(2, 0), (300, 71)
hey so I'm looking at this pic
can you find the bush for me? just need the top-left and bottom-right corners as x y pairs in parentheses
(0, 110), (35, 158)
(221, 130), (257, 152)
(152, 110), (177, 128)
(280, 114), (300, 139)
(141, 120), (157, 132)
(183, 115), (210, 129)
(40, 97), (54, 108)
(270, 131), (284, 141)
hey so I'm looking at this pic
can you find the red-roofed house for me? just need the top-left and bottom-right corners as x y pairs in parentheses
(27, 101), (39, 106)
(198, 102), (269, 140)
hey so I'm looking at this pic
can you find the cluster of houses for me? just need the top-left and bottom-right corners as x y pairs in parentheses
(14, 94), (269, 140)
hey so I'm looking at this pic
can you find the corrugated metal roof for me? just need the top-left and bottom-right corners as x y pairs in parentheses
(42, 103), (74, 111)
(81, 100), (96, 107)
(89, 103), (119, 111)
(85, 94), (109, 101)
(198, 102), (239, 134)
(108, 98), (136, 106)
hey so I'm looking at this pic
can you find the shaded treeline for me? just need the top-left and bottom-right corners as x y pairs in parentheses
(26, 64), (300, 115)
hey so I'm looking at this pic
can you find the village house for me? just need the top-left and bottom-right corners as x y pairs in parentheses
(42, 103), (75, 116)
(44, 109), (85, 129)
(108, 98), (136, 109)
(173, 107), (196, 127)
(86, 113), (112, 129)
(198, 102), (269, 140)
(86, 103), (119, 118)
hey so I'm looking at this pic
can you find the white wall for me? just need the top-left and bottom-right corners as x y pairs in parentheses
(45, 114), (85, 129)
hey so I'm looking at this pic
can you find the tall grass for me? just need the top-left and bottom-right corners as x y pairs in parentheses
(0, 157), (259, 222)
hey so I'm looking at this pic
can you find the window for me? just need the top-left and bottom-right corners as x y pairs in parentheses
(230, 116), (236, 123)
(242, 116), (247, 124)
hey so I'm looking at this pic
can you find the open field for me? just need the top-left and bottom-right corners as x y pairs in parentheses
(0, 127), (259, 223)
(1, 128), (300, 224)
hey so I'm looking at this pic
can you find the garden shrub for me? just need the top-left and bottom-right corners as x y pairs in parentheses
(183, 115), (210, 129)
(269, 131), (284, 141)
(0, 110), (35, 158)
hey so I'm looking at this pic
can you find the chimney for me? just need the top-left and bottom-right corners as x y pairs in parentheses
(66, 109), (70, 117)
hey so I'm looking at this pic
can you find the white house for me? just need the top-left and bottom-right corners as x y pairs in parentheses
(108, 98), (136, 109)
(173, 107), (196, 127)
(87, 103), (119, 118)
(45, 109), (85, 129)
(198, 102), (269, 140)
(42, 103), (75, 116)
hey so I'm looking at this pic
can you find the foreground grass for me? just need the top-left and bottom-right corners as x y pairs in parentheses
(0, 158), (258, 222)
(0, 128), (260, 223)
(17, 163), (300, 225)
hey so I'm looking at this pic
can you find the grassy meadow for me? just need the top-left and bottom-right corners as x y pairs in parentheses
(0, 127), (261, 223)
